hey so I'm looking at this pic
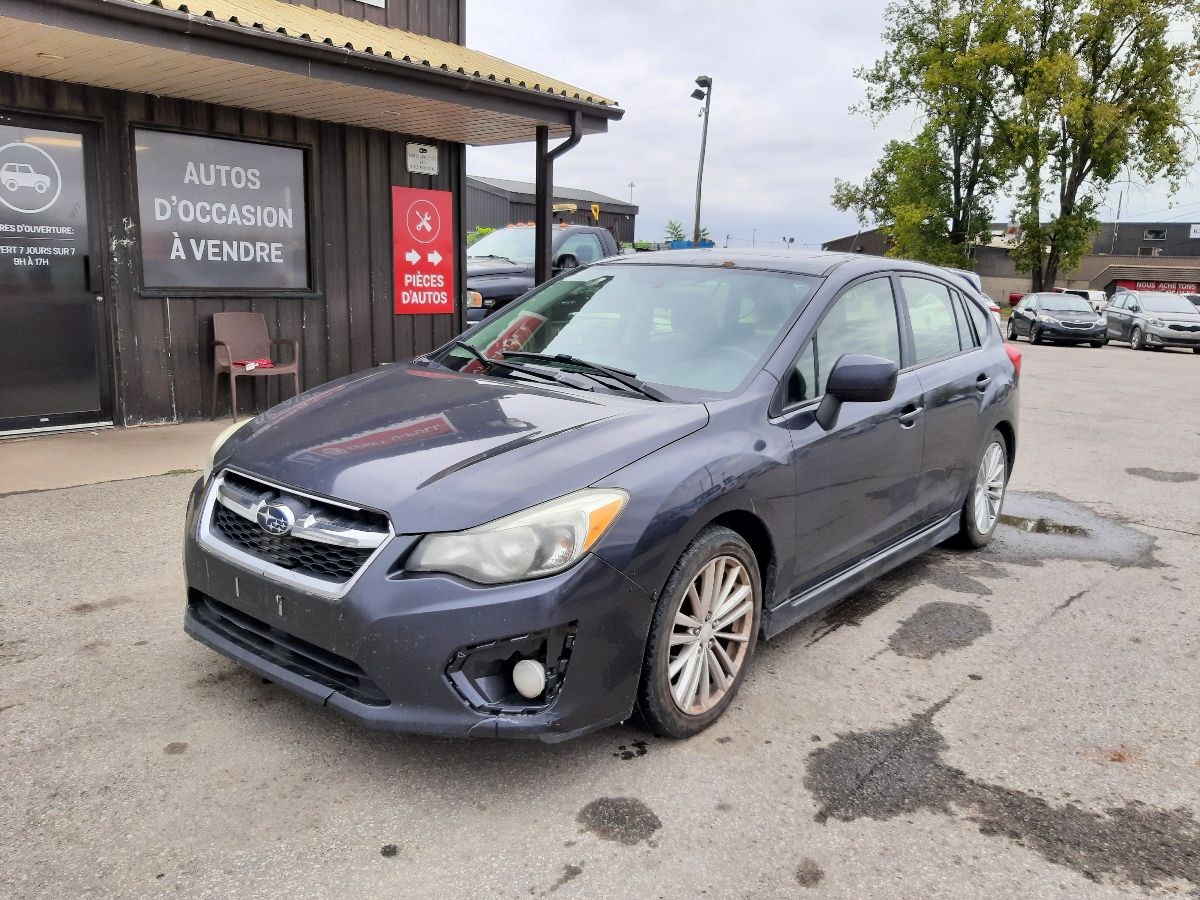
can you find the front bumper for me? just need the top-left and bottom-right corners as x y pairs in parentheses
(182, 478), (656, 741)
(1146, 326), (1200, 348)
(1039, 320), (1106, 341)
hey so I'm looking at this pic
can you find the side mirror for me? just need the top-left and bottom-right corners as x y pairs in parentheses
(816, 354), (899, 431)
(553, 252), (579, 272)
(1129, 304), (1140, 313)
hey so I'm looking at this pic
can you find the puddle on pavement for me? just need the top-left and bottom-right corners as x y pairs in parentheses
(888, 602), (991, 659)
(998, 514), (1089, 536)
(990, 492), (1161, 569)
(576, 797), (661, 845)
(805, 700), (1200, 891)
(1125, 467), (1199, 484)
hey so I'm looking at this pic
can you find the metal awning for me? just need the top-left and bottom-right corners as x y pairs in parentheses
(0, 0), (622, 145)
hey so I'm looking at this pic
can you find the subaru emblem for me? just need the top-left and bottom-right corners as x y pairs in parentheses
(257, 502), (295, 536)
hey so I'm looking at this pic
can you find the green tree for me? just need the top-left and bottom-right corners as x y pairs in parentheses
(698, 226), (711, 242)
(1002, 0), (1197, 290)
(465, 226), (494, 246)
(834, 0), (1014, 264)
(664, 219), (687, 242)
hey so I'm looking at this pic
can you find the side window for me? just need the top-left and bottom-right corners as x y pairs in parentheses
(950, 291), (980, 348)
(901, 277), (964, 364)
(1110, 295), (1126, 310)
(557, 233), (605, 266)
(961, 293), (991, 344)
(784, 277), (901, 406)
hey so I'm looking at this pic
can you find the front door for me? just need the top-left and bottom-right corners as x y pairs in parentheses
(776, 275), (925, 597)
(0, 119), (109, 431)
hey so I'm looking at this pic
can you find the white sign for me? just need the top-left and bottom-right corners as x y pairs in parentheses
(354, 0), (385, 8)
(406, 143), (439, 176)
(1189, 224), (1200, 239)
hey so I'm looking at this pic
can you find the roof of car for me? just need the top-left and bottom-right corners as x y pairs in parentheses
(594, 248), (979, 284)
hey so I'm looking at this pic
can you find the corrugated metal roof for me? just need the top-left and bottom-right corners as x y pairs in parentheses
(129, 0), (618, 107)
(468, 175), (636, 210)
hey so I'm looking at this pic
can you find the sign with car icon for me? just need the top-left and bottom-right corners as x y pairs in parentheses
(0, 141), (62, 214)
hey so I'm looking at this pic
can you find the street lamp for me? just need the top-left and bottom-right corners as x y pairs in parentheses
(691, 75), (712, 247)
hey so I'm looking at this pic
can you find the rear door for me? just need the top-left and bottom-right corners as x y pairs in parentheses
(775, 275), (925, 594)
(897, 276), (988, 526)
(1106, 294), (1129, 340)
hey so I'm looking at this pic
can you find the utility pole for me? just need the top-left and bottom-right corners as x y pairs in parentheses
(628, 181), (635, 203)
(690, 76), (712, 246)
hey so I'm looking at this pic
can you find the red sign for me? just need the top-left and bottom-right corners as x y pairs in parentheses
(463, 312), (548, 374)
(392, 186), (455, 315)
(1114, 279), (1199, 294)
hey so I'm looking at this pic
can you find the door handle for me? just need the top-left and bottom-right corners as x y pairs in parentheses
(898, 405), (923, 428)
(976, 374), (991, 392)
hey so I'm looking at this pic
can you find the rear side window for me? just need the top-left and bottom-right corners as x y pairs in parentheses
(900, 277), (964, 363)
(960, 293), (992, 344)
(785, 277), (901, 405)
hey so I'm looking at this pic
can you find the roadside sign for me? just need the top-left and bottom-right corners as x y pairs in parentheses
(1190, 224), (1200, 239)
(392, 185), (454, 315)
(405, 143), (439, 176)
(590, 203), (601, 222)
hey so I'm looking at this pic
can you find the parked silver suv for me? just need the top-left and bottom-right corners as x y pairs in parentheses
(1105, 291), (1200, 353)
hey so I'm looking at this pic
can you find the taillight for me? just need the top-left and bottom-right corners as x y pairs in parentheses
(1005, 344), (1022, 380)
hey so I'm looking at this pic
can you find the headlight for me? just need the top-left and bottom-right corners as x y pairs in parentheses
(467, 290), (483, 308)
(1148, 317), (1165, 328)
(202, 418), (252, 482)
(1038, 314), (1058, 324)
(406, 488), (628, 584)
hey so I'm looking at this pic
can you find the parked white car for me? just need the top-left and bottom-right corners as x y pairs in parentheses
(1055, 287), (1107, 313)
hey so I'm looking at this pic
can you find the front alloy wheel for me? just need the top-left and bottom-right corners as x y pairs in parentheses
(953, 431), (1008, 549)
(1131, 326), (1146, 350)
(1007, 320), (1018, 341)
(637, 526), (761, 738)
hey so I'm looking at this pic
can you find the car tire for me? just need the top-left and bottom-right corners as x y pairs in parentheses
(1131, 326), (1146, 350)
(1090, 341), (1104, 348)
(1030, 326), (1043, 345)
(1007, 320), (1019, 341)
(951, 430), (1008, 550)
(1193, 347), (1200, 355)
(636, 525), (761, 739)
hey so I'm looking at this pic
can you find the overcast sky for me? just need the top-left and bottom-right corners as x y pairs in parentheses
(465, 1), (1200, 247)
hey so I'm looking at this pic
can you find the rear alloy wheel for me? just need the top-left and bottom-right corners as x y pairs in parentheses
(637, 526), (761, 738)
(1007, 319), (1019, 341)
(1131, 326), (1146, 350)
(953, 431), (1007, 549)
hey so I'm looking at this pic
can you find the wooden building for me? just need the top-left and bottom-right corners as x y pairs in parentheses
(466, 175), (638, 244)
(0, 0), (622, 432)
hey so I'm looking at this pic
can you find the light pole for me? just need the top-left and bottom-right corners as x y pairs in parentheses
(690, 75), (712, 246)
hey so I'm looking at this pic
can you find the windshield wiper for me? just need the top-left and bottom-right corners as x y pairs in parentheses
(501, 351), (668, 402)
(449, 341), (596, 390)
(467, 253), (519, 264)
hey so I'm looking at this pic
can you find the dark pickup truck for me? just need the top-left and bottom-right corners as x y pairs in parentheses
(465, 224), (620, 323)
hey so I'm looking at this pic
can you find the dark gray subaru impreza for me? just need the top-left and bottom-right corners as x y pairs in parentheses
(184, 250), (1019, 741)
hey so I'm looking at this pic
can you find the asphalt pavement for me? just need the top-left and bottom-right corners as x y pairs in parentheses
(2, 339), (1198, 898)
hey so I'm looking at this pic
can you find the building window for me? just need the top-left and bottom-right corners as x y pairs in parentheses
(134, 129), (310, 291)
(1138, 246), (1163, 257)
(1144, 228), (1167, 241)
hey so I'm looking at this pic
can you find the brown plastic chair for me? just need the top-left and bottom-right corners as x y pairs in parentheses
(211, 312), (301, 419)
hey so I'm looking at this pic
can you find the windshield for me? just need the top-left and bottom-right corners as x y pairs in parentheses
(1140, 293), (1197, 314)
(439, 264), (820, 397)
(467, 228), (535, 264)
(1039, 294), (1094, 313)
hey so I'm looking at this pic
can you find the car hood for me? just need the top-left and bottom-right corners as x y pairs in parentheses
(466, 257), (532, 278)
(217, 365), (708, 532)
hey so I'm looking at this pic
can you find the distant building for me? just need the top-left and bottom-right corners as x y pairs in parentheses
(467, 176), (637, 243)
(822, 221), (1200, 299)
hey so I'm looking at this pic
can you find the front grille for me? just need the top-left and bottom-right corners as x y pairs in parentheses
(1061, 321), (1095, 329)
(213, 507), (372, 580)
(207, 471), (390, 585)
(1168, 323), (1200, 333)
(189, 591), (390, 706)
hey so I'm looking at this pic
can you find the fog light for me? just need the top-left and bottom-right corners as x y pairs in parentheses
(512, 658), (546, 699)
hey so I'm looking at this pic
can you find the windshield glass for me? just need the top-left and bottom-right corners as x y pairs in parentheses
(1039, 294), (1094, 313)
(466, 228), (535, 264)
(440, 264), (820, 396)
(1140, 293), (1197, 314)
